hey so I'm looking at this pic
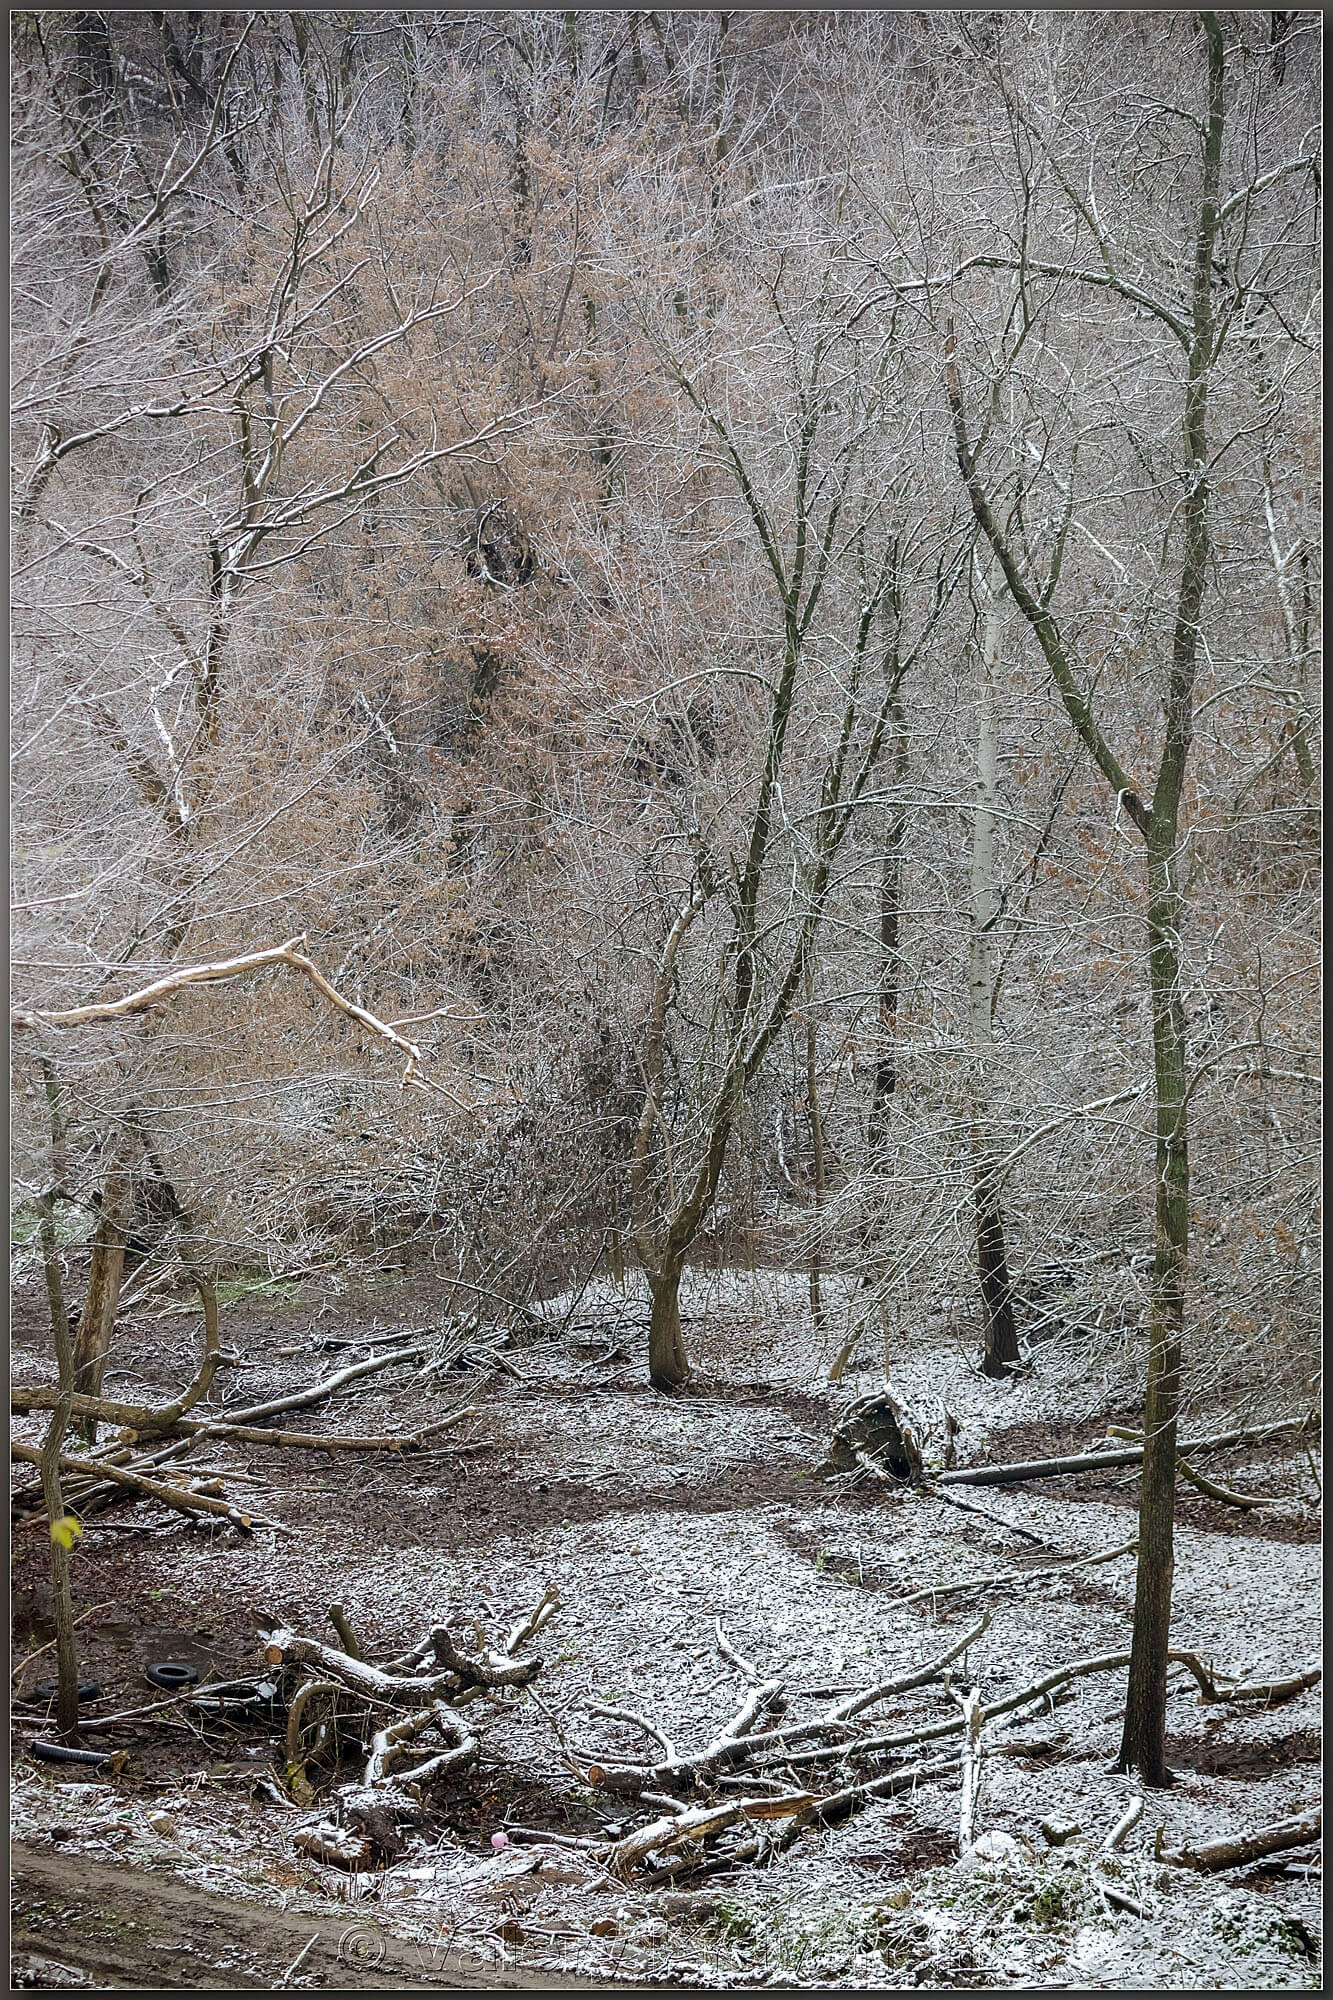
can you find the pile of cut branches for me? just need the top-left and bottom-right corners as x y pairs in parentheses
(261, 1588), (560, 1869)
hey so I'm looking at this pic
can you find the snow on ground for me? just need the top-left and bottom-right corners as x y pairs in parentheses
(10, 1263), (1321, 1988)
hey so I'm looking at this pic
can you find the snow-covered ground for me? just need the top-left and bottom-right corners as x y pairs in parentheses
(11, 1265), (1321, 1988)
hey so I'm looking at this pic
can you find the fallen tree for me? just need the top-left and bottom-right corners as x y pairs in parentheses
(934, 1415), (1318, 1490)
(1159, 1810), (1321, 1873)
(561, 1623), (1323, 1882)
(10, 1343), (469, 1533)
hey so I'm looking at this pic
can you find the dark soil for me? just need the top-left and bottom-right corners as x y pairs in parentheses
(1170, 1728), (1322, 1781)
(10, 1844), (618, 1989)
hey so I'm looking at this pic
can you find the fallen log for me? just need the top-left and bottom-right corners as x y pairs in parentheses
(11, 1348), (456, 1525)
(1160, 1810), (1321, 1873)
(267, 1594), (555, 1867)
(1105, 1427), (1279, 1509)
(1103, 1797), (1144, 1852)
(607, 1791), (819, 1880)
(579, 1615), (989, 1797)
(955, 1686), (985, 1854)
(11, 1341), (432, 1432)
(1164, 1651), (1321, 1706)
(937, 1415), (1317, 1489)
(9, 1441), (285, 1534)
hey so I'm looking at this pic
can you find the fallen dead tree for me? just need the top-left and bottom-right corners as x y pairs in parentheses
(1159, 1810), (1321, 1873)
(556, 1622), (1324, 1883)
(210, 1600), (1323, 1884)
(259, 1588), (560, 1867)
(9, 1439), (289, 1534)
(11, 1339), (434, 1437)
(11, 1343), (469, 1534)
(934, 1414), (1318, 1490)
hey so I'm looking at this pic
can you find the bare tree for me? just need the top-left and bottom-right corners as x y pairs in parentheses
(907, 11), (1319, 1781)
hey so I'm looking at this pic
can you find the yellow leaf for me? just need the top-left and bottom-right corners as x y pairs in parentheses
(50, 1514), (83, 1550)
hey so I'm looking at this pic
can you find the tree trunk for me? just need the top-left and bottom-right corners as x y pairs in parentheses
(868, 694), (908, 1154)
(71, 1146), (134, 1441)
(1117, 850), (1190, 1784)
(969, 599), (1018, 1379)
(941, 7), (1226, 1791)
(975, 1160), (1019, 1379)
(804, 960), (826, 1325)
(648, 1261), (689, 1390)
(36, 1057), (80, 1741)
(1116, 12), (1221, 1784)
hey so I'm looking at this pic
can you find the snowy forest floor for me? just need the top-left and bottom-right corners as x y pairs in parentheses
(9, 1262), (1322, 1991)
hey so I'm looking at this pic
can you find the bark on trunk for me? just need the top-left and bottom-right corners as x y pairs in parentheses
(804, 961), (826, 1326)
(941, 9), (1227, 1792)
(868, 696), (908, 1153)
(1116, 848), (1190, 1785)
(970, 600), (1018, 1379)
(648, 1262), (690, 1391)
(71, 1148), (133, 1442)
(35, 1055), (80, 1738)
(37, 1210), (79, 1741)
(1116, 12), (1222, 1786)
(975, 1164), (1019, 1378)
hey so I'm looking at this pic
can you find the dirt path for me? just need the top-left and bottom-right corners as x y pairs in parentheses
(10, 1845), (632, 1991)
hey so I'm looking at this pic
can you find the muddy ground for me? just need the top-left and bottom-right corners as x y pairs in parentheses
(9, 1262), (1322, 1990)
